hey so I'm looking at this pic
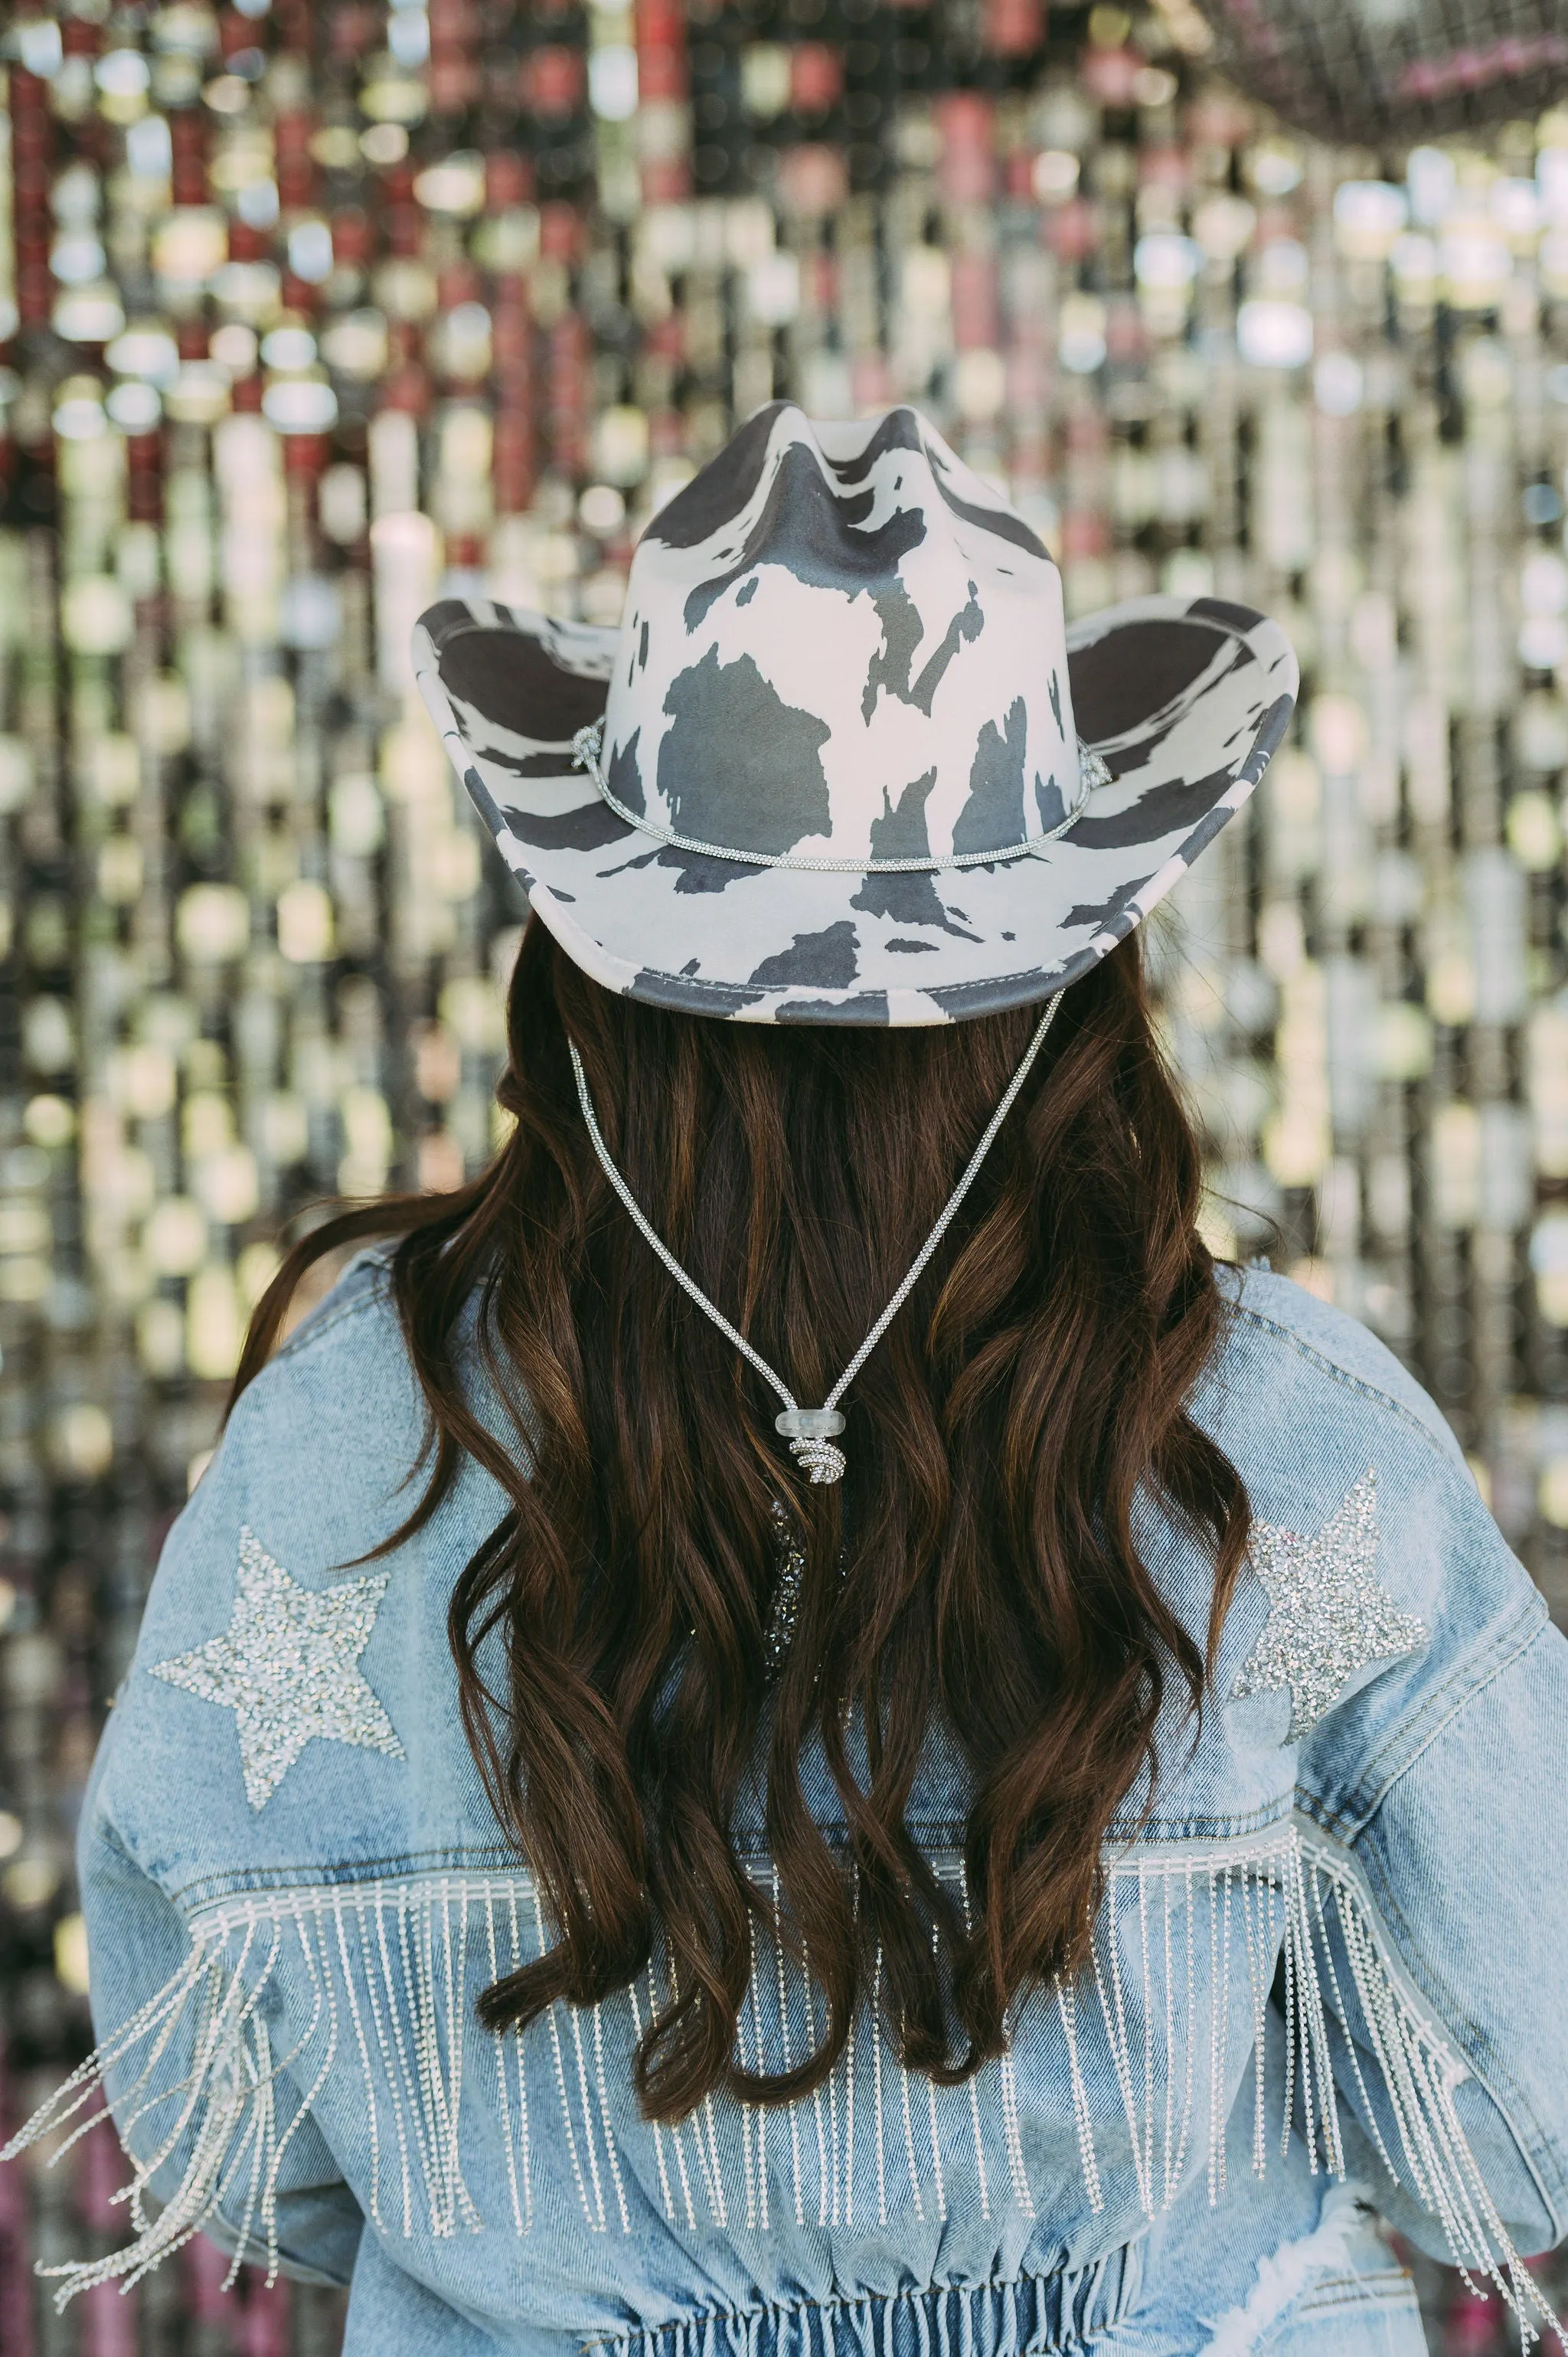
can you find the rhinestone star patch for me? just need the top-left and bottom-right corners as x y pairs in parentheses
(150, 1527), (404, 1810)
(1231, 1470), (1427, 1741)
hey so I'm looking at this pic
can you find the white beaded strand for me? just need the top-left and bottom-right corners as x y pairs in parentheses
(568, 992), (1061, 1485)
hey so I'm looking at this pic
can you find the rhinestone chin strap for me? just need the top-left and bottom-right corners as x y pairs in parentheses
(568, 994), (1062, 1485)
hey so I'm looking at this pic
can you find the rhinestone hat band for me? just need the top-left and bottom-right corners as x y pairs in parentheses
(570, 720), (1112, 876)
(568, 993), (1061, 1485)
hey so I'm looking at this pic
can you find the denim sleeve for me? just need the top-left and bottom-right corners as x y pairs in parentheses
(79, 1735), (365, 2289)
(1296, 1463), (1568, 2261)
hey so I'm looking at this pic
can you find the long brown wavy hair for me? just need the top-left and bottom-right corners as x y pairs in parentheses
(234, 913), (1248, 2122)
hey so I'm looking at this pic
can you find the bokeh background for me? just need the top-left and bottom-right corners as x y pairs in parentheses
(3, 1), (1568, 2349)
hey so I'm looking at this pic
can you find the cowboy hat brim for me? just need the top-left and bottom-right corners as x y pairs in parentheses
(413, 592), (1297, 1025)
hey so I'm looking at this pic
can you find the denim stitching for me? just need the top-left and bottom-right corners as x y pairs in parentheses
(1224, 1300), (1463, 1460)
(1302, 1593), (1548, 1842)
(272, 1253), (397, 1366)
(1106, 1803), (1293, 1845)
(162, 1808), (1302, 1910)
(1295, 1595), (1544, 1841)
(1286, 2271), (1416, 2313)
(165, 1842), (530, 1910)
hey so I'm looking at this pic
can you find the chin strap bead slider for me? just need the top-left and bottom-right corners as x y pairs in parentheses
(775, 1408), (848, 1485)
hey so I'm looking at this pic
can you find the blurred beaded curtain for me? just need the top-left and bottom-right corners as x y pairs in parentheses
(4, 2), (1568, 2353)
(1204, 0), (1568, 146)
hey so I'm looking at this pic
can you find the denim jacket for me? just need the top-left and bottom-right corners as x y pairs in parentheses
(9, 1253), (1568, 2356)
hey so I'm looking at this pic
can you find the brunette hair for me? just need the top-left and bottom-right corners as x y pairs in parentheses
(234, 914), (1248, 2122)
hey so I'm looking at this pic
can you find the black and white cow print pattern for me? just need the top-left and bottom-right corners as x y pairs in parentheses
(413, 415), (1297, 1026)
(599, 406), (1078, 865)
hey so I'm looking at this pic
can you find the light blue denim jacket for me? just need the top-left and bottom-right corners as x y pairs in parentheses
(11, 1253), (1568, 2356)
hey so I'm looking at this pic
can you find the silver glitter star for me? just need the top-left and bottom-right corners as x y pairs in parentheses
(150, 1527), (404, 1810)
(1232, 1470), (1426, 1741)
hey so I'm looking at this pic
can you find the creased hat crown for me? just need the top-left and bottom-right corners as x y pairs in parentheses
(599, 404), (1080, 868)
(413, 402), (1298, 1025)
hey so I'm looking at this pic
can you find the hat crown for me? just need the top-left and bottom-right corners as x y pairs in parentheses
(601, 405), (1080, 868)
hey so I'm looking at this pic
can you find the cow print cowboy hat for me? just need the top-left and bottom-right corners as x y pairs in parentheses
(413, 404), (1298, 1025)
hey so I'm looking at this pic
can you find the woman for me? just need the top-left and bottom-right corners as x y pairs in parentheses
(10, 409), (1566, 2355)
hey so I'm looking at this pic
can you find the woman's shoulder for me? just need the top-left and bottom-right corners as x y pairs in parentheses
(196, 1243), (443, 1564)
(236, 1241), (414, 1430)
(218, 1241), (503, 1505)
(1200, 1263), (1474, 1513)
(90, 1247), (503, 1895)
(172, 1245), (431, 1574)
(1210, 1262), (1468, 1469)
(1197, 1260), (1528, 1636)
(1187, 1265), (1549, 1809)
